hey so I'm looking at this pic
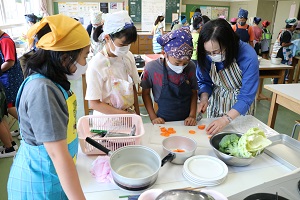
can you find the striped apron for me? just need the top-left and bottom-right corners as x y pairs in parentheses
(7, 74), (78, 200)
(207, 62), (255, 118)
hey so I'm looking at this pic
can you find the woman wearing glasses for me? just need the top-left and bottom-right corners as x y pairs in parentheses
(196, 19), (259, 135)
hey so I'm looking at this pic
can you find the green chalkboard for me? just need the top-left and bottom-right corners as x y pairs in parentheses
(166, 0), (180, 23)
(129, 0), (142, 23)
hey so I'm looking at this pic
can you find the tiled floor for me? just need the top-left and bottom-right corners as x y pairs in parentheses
(0, 78), (299, 199)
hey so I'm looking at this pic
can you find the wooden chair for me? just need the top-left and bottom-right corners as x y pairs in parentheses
(291, 120), (300, 140)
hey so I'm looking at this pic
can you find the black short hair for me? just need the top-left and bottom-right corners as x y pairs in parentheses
(193, 17), (203, 30)
(110, 26), (137, 45)
(197, 19), (240, 69)
(92, 25), (103, 42)
(25, 23), (84, 88)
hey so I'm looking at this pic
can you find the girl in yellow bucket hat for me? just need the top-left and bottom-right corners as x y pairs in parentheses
(7, 14), (90, 200)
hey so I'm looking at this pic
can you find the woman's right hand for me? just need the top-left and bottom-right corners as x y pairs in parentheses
(152, 117), (165, 124)
(197, 93), (209, 113)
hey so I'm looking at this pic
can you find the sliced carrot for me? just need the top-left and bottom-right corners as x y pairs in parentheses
(207, 135), (212, 139)
(189, 130), (196, 134)
(160, 127), (167, 132)
(173, 149), (185, 152)
(198, 125), (206, 130)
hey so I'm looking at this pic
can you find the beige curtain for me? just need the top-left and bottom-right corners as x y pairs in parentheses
(40, 0), (49, 16)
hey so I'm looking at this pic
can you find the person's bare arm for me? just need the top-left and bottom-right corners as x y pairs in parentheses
(89, 100), (129, 114)
(142, 88), (157, 121)
(44, 140), (85, 200)
(133, 85), (140, 115)
(1, 60), (15, 72)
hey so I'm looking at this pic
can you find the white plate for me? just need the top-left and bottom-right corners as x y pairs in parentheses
(183, 155), (228, 182)
(182, 170), (226, 186)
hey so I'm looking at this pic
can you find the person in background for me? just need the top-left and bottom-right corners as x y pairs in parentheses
(230, 17), (237, 25)
(152, 13), (165, 54)
(292, 20), (300, 41)
(232, 8), (254, 47)
(273, 17), (298, 84)
(261, 20), (272, 59)
(7, 14), (90, 199)
(0, 82), (18, 158)
(191, 15), (210, 66)
(24, 13), (40, 51)
(141, 28), (198, 126)
(190, 8), (202, 31)
(172, 15), (189, 31)
(19, 14), (41, 76)
(197, 19), (259, 135)
(86, 10), (103, 37)
(85, 11), (140, 115)
(86, 10), (104, 56)
(0, 29), (23, 123)
(252, 17), (262, 55)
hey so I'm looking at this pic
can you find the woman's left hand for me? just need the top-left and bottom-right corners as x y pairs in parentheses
(184, 116), (197, 126)
(206, 117), (229, 135)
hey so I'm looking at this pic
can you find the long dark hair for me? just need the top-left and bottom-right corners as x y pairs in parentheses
(197, 18), (240, 69)
(154, 16), (164, 26)
(110, 26), (137, 45)
(24, 24), (83, 88)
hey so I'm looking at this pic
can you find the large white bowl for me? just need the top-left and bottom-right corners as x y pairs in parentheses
(271, 57), (282, 65)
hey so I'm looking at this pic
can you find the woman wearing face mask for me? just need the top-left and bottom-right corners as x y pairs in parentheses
(196, 19), (259, 135)
(7, 15), (90, 199)
(85, 11), (140, 115)
(141, 28), (198, 126)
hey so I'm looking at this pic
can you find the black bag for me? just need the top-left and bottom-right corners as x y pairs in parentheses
(134, 55), (145, 68)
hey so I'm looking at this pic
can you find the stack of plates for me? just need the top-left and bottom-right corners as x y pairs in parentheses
(182, 155), (228, 186)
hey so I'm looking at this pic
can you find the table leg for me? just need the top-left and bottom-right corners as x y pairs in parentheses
(256, 78), (263, 101)
(82, 74), (89, 116)
(267, 93), (279, 128)
(278, 70), (285, 84)
(294, 59), (300, 83)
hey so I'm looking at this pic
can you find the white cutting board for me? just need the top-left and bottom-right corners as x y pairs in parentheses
(145, 118), (238, 148)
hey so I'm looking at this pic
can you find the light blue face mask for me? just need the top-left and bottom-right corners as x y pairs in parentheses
(166, 57), (188, 74)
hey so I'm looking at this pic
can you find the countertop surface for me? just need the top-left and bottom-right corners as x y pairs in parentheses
(77, 115), (296, 199)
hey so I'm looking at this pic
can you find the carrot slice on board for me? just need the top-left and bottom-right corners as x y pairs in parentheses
(198, 125), (206, 130)
(207, 135), (212, 139)
(189, 130), (196, 134)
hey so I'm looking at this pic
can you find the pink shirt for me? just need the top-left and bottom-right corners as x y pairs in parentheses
(252, 25), (262, 41)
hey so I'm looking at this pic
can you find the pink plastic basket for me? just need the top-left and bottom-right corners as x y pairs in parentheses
(77, 114), (145, 155)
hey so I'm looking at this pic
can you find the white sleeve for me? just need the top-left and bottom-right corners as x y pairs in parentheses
(126, 52), (141, 84)
(85, 58), (105, 101)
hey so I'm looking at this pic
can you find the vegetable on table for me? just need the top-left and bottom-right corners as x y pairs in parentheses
(198, 125), (206, 130)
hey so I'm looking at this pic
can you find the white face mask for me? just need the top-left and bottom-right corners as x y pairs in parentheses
(67, 62), (88, 80)
(208, 54), (226, 63)
(109, 38), (130, 57)
(166, 58), (188, 74)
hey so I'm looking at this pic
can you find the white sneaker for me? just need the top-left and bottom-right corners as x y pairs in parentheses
(10, 130), (20, 137)
(0, 141), (18, 152)
(0, 148), (16, 158)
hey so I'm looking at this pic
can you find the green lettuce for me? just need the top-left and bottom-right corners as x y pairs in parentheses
(218, 128), (272, 158)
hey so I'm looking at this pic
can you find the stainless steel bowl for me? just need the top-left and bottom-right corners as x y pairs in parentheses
(155, 189), (215, 200)
(209, 132), (257, 167)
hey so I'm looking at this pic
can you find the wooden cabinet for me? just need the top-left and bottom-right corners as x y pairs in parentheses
(130, 33), (153, 54)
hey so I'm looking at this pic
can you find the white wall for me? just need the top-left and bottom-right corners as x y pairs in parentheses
(229, 0), (258, 21)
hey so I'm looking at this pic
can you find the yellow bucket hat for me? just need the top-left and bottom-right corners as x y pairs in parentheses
(27, 14), (90, 51)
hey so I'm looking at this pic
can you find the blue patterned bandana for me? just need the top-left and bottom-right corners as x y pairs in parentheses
(157, 27), (193, 60)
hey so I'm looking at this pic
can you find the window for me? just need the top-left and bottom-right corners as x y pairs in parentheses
(0, 0), (41, 37)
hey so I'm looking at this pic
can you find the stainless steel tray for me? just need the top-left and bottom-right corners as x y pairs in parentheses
(264, 134), (300, 170)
